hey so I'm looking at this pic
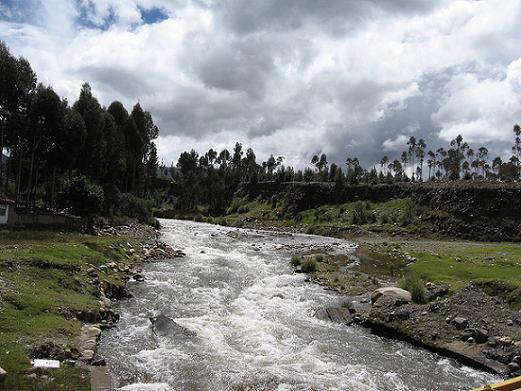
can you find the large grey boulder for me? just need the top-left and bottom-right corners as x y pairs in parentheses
(371, 287), (412, 304)
(149, 315), (196, 337)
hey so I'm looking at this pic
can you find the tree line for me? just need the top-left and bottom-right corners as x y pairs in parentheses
(0, 42), (159, 218)
(168, 130), (521, 213)
(377, 133), (521, 183)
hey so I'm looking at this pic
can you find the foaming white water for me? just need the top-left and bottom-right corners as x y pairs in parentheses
(98, 219), (498, 391)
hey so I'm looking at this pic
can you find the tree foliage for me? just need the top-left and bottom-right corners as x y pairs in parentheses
(0, 42), (159, 220)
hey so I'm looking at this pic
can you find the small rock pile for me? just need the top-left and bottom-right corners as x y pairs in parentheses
(143, 241), (186, 260)
(76, 324), (102, 363)
(29, 341), (81, 367)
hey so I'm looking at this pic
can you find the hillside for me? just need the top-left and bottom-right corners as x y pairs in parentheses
(191, 181), (521, 242)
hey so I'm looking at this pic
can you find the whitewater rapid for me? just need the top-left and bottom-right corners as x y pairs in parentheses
(97, 219), (497, 391)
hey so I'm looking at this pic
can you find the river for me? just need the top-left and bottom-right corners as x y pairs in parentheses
(97, 219), (497, 391)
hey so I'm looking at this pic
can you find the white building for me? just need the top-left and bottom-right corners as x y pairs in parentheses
(0, 198), (15, 225)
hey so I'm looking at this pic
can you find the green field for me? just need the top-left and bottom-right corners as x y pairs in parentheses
(0, 229), (144, 391)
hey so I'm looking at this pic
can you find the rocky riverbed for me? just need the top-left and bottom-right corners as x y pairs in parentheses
(95, 219), (498, 390)
(291, 248), (521, 378)
(359, 284), (521, 375)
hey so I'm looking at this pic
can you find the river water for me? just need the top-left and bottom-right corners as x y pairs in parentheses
(97, 219), (497, 391)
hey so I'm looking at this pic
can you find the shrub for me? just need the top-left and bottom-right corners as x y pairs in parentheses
(301, 258), (317, 273)
(119, 193), (153, 223)
(377, 211), (390, 225)
(351, 201), (374, 224)
(314, 254), (324, 262)
(400, 270), (426, 304)
(215, 217), (226, 226)
(103, 183), (121, 216)
(57, 176), (104, 216)
(237, 205), (250, 214)
(193, 213), (204, 222)
(322, 214), (332, 222)
(290, 255), (301, 266)
(306, 225), (317, 235)
(400, 199), (418, 226)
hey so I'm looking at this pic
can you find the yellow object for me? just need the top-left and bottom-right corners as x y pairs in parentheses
(472, 376), (521, 391)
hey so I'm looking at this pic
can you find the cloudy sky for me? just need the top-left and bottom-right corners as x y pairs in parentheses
(1, 0), (521, 168)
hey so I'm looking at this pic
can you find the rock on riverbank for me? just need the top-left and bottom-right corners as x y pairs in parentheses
(358, 284), (521, 375)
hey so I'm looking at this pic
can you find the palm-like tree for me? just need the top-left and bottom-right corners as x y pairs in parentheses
(427, 150), (435, 180)
(407, 136), (417, 181)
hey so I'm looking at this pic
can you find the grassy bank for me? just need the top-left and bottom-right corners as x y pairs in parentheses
(0, 229), (148, 391)
(290, 239), (521, 309)
(156, 196), (430, 238)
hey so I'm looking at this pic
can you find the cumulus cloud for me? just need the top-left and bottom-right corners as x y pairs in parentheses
(383, 135), (414, 153)
(1, 0), (521, 168)
(433, 60), (521, 144)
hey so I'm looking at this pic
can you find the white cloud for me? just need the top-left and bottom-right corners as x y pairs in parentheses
(382, 135), (411, 152)
(1, 0), (521, 168)
(433, 60), (521, 144)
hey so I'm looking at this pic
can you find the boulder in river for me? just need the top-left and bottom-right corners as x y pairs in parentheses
(149, 315), (196, 337)
(371, 287), (412, 305)
(133, 274), (145, 282)
(315, 307), (354, 325)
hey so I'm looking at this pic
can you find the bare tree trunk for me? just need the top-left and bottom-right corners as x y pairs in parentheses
(26, 137), (42, 210)
(32, 162), (40, 210)
(15, 150), (22, 208)
(5, 156), (9, 191)
(50, 167), (56, 210)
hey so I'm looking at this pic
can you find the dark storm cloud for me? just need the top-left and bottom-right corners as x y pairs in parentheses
(314, 83), (441, 168)
(189, 38), (278, 100)
(213, 0), (445, 36)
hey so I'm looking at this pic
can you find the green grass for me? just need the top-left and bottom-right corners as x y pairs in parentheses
(290, 255), (301, 266)
(301, 258), (317, 273)
(159, 196), (429, 238)
(218, 197), (426, 237)
(0, 229), (143, 390)
(399, 270), (426, 303)
(407, 243), (521, 292)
